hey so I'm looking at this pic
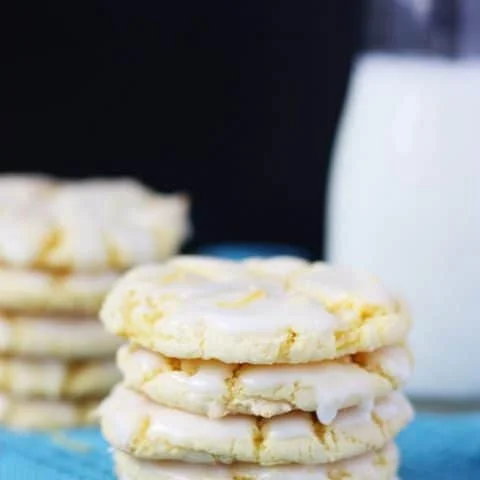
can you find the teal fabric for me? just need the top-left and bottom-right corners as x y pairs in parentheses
(1, 414), (480, 479)
(397, 412), (480, 479)
(0, 428), (111, 479)
(196, 242), (311, 260)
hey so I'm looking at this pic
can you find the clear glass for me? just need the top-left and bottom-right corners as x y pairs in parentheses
(327, 0), (480, 409)
(364, 0), (480, 57)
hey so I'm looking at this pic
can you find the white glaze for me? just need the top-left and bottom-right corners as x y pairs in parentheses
(120, 344), (410, 423)
(105, 256), (398, 338)
(0, 391), (97, 429)
(13, 360), (66, 396)
(115, 442), (398, 480)
(164, 294), (338, 334)
(100, 385), (252, 446)
(101, 385), (411, 446)
(244, 257), (308, 279)
(0, 357), (118, 398)
(369, 346), (413, 384)
(0, 319), (12, 350)
(0, 267), (119, 312)
(241, 361), (377, 424)
(292, 263), (394, 307)
(374, 392), (408, 421)
(0, 313), (122, 358)
(0, 176), (189, 270)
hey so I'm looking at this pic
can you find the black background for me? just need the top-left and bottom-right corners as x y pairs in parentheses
(1, 1), (363, 257)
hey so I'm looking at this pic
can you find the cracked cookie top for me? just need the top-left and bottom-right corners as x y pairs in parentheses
(0, 175), (190, 272)
(101, 256), (410, 364)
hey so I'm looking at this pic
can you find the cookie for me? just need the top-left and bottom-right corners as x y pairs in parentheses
(114, 442), (399, 480)
(0, 392), (97, 429)
(0, 357), (119, 399)
(0, 175), (190, 272)
(99, 385), (413, 465)
(101, 256), (410, 364)
(0, 312), (122, 359)
(0, 268), (119, 314)
(118, 343), (412, 423)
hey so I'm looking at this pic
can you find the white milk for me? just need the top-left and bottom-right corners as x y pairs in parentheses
(327, 53), (480, 400)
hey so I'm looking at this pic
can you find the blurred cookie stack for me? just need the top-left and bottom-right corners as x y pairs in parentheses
(99, 256), (413, 480)
(0, 175), (189, 430)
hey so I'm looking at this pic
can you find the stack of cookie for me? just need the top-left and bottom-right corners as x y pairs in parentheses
(0, 175), (190, 430)
(100, 256), (413, 479)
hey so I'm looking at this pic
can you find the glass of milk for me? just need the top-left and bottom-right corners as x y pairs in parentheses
(327, 0), (480, 407)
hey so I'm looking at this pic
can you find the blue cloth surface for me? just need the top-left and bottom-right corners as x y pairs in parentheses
(1, 413), (480, 479)
(196, 242), (311, 260)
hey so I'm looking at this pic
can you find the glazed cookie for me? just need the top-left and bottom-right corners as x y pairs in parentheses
(100, 385), (413, 465)
(118, 344), (412, 423)
(114, 442), (399, 480)
(0, 175), (190, 272)
(0, 357), (120, 399)
(0, 392), (97, 429)
(101, 256), (410, 364)
(0, 312), (122, 359)
(0, 268), (119, 314)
